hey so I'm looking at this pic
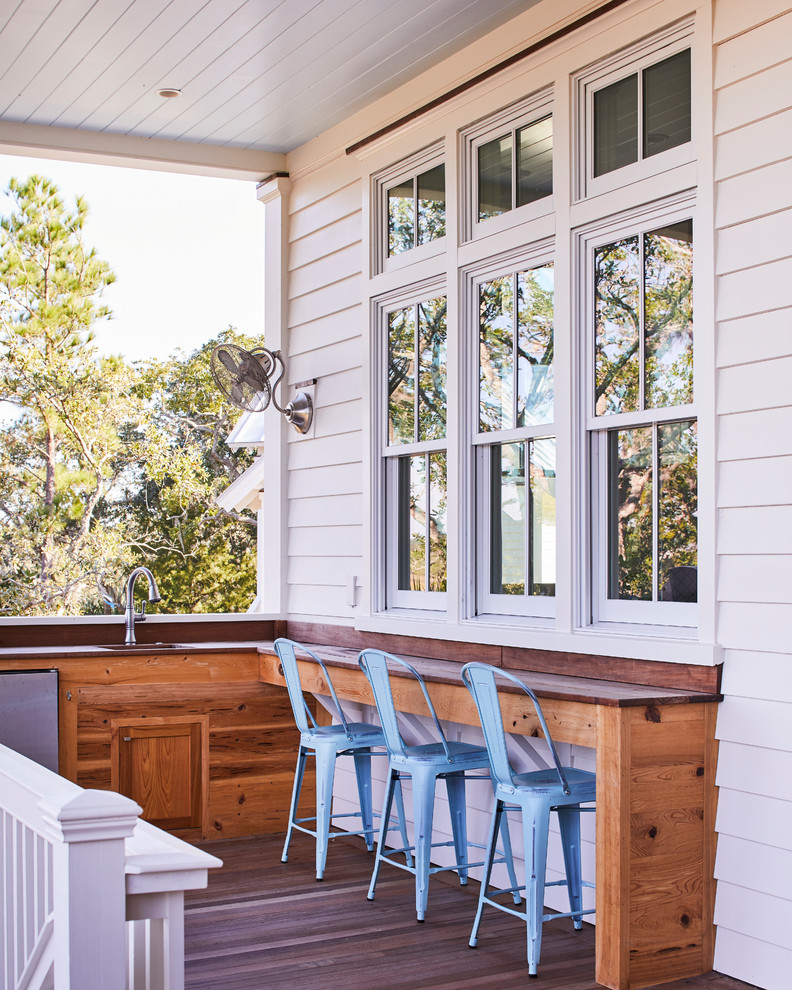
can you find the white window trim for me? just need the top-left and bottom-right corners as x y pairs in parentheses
(576, 190), (698, 631)
(371, 141), (446, 277)
(459, 86), (554, 244)
(573, 16), (695, 202)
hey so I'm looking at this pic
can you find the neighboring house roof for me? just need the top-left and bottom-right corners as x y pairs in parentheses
(215, 455), (267, 513)
(226, 410), (267, 450)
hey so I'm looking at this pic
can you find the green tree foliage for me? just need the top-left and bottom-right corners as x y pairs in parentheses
(130, 329), (258, 613)
(0, 175), (140, 614)
(0, 176), (258, 616)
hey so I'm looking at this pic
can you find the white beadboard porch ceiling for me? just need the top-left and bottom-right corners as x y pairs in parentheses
(0, 0), (541, 175)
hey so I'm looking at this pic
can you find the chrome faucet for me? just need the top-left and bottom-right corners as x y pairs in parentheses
(124, 567), (162, 645)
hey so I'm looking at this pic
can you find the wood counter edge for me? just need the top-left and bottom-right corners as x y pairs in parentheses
(256, 643), (723, 708)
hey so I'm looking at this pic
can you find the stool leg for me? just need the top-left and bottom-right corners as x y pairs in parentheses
(367, 768), (398, 902)
(494, 798), (521, 905)
(352, 748), (375, 850)
(412, 765), (438, 922)
(444, 772), (469, 885)
(282, 746), (308, 864)
(557, 805), (584, 928)
(393, 777), (413, 868)
(314, 742), (338, 881)
(523, 800), (552, 977)
(469, 799), (503, 948)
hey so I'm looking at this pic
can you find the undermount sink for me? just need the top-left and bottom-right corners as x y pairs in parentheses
(94, 643), (182, 650)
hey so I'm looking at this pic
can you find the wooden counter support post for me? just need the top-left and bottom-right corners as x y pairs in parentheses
(595, 703), (719, 989)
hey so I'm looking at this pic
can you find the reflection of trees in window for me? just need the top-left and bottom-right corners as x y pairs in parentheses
(607, 420), (697, 601)
(595, 221), (692, 416)
(489, 439), (556, 597)
(388, 307), (415, 444)
(658, 420), (697, 594)
(388, 298), (447, 444)
(594, 238), (640, 414)
(397, 453), (447, 592)
(387, 296), (447, 596)
(609, 427), (653, 600)
(387, 164), (445, 257)
(480, 265), (554, 431)
(645, 224), (693, 407)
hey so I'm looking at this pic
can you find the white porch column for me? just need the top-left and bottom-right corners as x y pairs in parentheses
(39, 788), (141, 990)
(256, 174), (291, 615)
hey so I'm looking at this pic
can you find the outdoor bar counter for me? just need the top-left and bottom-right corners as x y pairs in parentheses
(258, 639), (722, 990)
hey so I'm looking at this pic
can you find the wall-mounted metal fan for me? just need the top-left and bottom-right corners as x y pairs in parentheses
(211, 343), (313, 434)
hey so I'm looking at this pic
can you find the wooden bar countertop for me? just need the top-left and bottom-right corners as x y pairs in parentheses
(256, 641), (723, 708)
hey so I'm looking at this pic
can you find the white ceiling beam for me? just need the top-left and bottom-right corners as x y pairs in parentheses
(0, 121), (286, 182)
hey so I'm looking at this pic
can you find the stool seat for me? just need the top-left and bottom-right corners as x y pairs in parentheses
(509, 766), (596, 796)
(305, 722), (387, 743)
(389, 740), (493, 765)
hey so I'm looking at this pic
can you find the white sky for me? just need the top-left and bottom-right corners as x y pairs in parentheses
(0, 154), (266, 362)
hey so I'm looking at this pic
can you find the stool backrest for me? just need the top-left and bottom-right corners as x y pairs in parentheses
(274, 638), (352, 738)
(358, 649), (454, 762)
(461, 662), (572, 795)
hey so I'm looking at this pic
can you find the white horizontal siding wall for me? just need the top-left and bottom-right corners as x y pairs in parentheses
(713, 1), (792, 986)
(286, 166), (364, 621)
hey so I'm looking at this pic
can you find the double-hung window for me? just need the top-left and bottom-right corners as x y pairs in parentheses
(472, 249), (556, 617)
(586, 211), (696, 626)
(382, 289), (448, 609)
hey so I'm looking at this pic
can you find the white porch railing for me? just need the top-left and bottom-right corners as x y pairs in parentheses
(0, 743), (222, 990)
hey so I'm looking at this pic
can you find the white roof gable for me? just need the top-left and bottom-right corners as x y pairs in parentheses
(215, 456), (267, 513)
(227, 410), (267, 450)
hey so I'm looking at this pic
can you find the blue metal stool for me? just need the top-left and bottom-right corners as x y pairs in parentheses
(358, 648), (519, 922)
(461, 662), (596, 977)
(275, 638), (410, 881)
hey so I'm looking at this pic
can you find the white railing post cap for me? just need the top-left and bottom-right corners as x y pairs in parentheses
(38, 789), (142, 843)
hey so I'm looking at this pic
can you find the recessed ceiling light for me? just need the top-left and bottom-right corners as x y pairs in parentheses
(157, 88), (181, 99)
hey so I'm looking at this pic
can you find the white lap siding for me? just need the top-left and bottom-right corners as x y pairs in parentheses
(713, 1), (792, 986)
(286, 171), (364, 622)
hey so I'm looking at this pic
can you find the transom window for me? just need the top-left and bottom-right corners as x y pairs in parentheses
(387, 163), (446, 257)
(477, 115), (553, 222)
(575, 20), (694, 199)
(460, 89), (553, 241)
(593, 49), (690, 177)
(373, 143), (446, 272)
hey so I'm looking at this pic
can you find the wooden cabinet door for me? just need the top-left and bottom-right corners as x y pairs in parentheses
(115, 718), (206, 830)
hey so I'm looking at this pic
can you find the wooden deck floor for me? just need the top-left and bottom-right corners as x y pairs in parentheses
(184, 833), (753, 990)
